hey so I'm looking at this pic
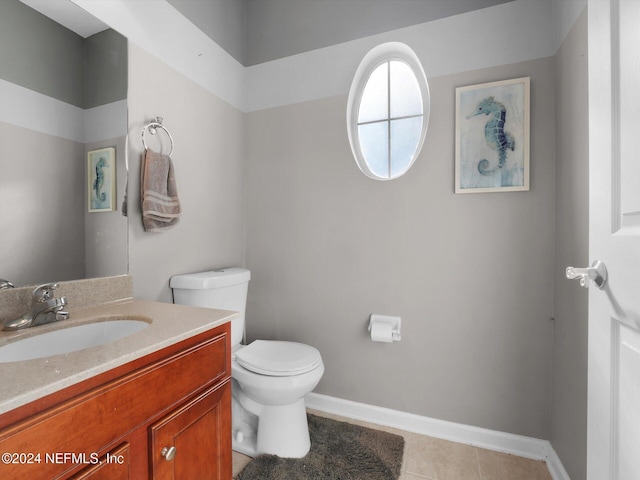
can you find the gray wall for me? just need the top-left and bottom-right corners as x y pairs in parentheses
(5, 0), (588, 471)
(127, 43), (245, 302)
(84, 134), (128, 280)
(0, 0), (84, 107)
(84, 29), (128, 108)
(0, 0), (128, 287)
(0, 0), (127, 109)
(2, 1), (82, 286)
(167, 0), (514, 67)
(167, 0), (246, 65)
(244, 0), (514, 65)
(83, 29), (129, 281)
(245, 54), (556, 438)
(551, 8), (589, 480)
(86, 0), (588, 474)
(1, 122), (86, 285)
(150, 0), (564, 445)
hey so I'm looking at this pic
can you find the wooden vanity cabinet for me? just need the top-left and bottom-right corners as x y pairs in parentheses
(0, 323), (231, 480)
(70, 443), (131, 480)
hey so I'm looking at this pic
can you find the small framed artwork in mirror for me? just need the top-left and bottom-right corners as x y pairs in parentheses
(88, 147), (116, 212)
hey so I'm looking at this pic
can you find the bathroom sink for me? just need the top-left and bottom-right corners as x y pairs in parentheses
(0, 318), (151, 363)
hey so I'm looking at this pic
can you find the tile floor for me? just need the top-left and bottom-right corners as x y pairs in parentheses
(232, 409), (553, 480)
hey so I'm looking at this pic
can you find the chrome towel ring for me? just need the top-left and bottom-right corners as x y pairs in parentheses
(141, 116), (174, 156)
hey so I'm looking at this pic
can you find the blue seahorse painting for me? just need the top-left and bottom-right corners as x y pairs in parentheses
(466, 96), (515, 178)
(457, 79), (528, 192)
(93, 157), (107, 204)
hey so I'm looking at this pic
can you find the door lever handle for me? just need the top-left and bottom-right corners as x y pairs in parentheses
(566, 260), (607, 289)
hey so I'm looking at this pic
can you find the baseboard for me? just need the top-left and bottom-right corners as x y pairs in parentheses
(305, 392), (571, 480)
(544, 444), (572, 480)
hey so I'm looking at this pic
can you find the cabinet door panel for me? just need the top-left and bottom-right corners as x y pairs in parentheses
(150, 380), (231, 480)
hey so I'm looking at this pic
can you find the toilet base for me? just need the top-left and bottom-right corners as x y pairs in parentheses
(233, 433), (258, 457)
(232, 392), (311, 458)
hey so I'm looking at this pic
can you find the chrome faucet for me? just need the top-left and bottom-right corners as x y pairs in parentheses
(2, 283), (70, 331)
(0, 279), (15, 290)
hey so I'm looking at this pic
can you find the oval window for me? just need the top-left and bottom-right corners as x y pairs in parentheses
(347, 43), (430, 180)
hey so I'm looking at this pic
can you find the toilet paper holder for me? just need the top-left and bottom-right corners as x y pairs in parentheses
(368, 314), (401, 342)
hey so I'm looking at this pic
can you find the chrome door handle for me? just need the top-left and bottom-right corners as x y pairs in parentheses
(566, 260), (607, 289)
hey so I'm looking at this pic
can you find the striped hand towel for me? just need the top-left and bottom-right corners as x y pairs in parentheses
(141, 149), (181, 232)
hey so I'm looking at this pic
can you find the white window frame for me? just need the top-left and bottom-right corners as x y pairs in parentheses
(346, 42), (430, 181)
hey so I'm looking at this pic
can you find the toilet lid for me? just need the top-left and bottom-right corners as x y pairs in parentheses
(235, 340), (322, 376)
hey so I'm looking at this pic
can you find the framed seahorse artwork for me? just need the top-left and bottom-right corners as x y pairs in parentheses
(455, 77), (530, 193)
(87, 147), (116, 212)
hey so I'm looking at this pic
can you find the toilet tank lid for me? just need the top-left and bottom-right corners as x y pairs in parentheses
(170, 268), (250, 289)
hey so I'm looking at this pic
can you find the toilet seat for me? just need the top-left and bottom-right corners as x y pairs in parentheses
(235, 340), (322, 376)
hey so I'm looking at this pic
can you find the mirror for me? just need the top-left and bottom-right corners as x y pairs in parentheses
(0, 0), (128, 287)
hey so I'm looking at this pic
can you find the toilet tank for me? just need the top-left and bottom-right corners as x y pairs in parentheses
(170, 268), (250, 348)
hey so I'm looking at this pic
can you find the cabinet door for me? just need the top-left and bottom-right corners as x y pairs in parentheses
(150, 381), (231, 480)
(69, 443), (130, 480)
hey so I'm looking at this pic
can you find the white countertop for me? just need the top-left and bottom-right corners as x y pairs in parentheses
(0, 299), (236, 415)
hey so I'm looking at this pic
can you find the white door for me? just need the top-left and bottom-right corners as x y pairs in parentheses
(585, 0), (640, 478)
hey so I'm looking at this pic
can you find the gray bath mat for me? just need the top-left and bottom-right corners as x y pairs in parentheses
(237, 413), (405, 480)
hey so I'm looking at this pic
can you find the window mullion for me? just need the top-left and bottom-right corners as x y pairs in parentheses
(358, 113), (422, 127)
(387, 61), (391, 178)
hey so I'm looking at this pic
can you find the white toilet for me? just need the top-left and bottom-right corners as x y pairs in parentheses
(170, 268), (324, 458)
